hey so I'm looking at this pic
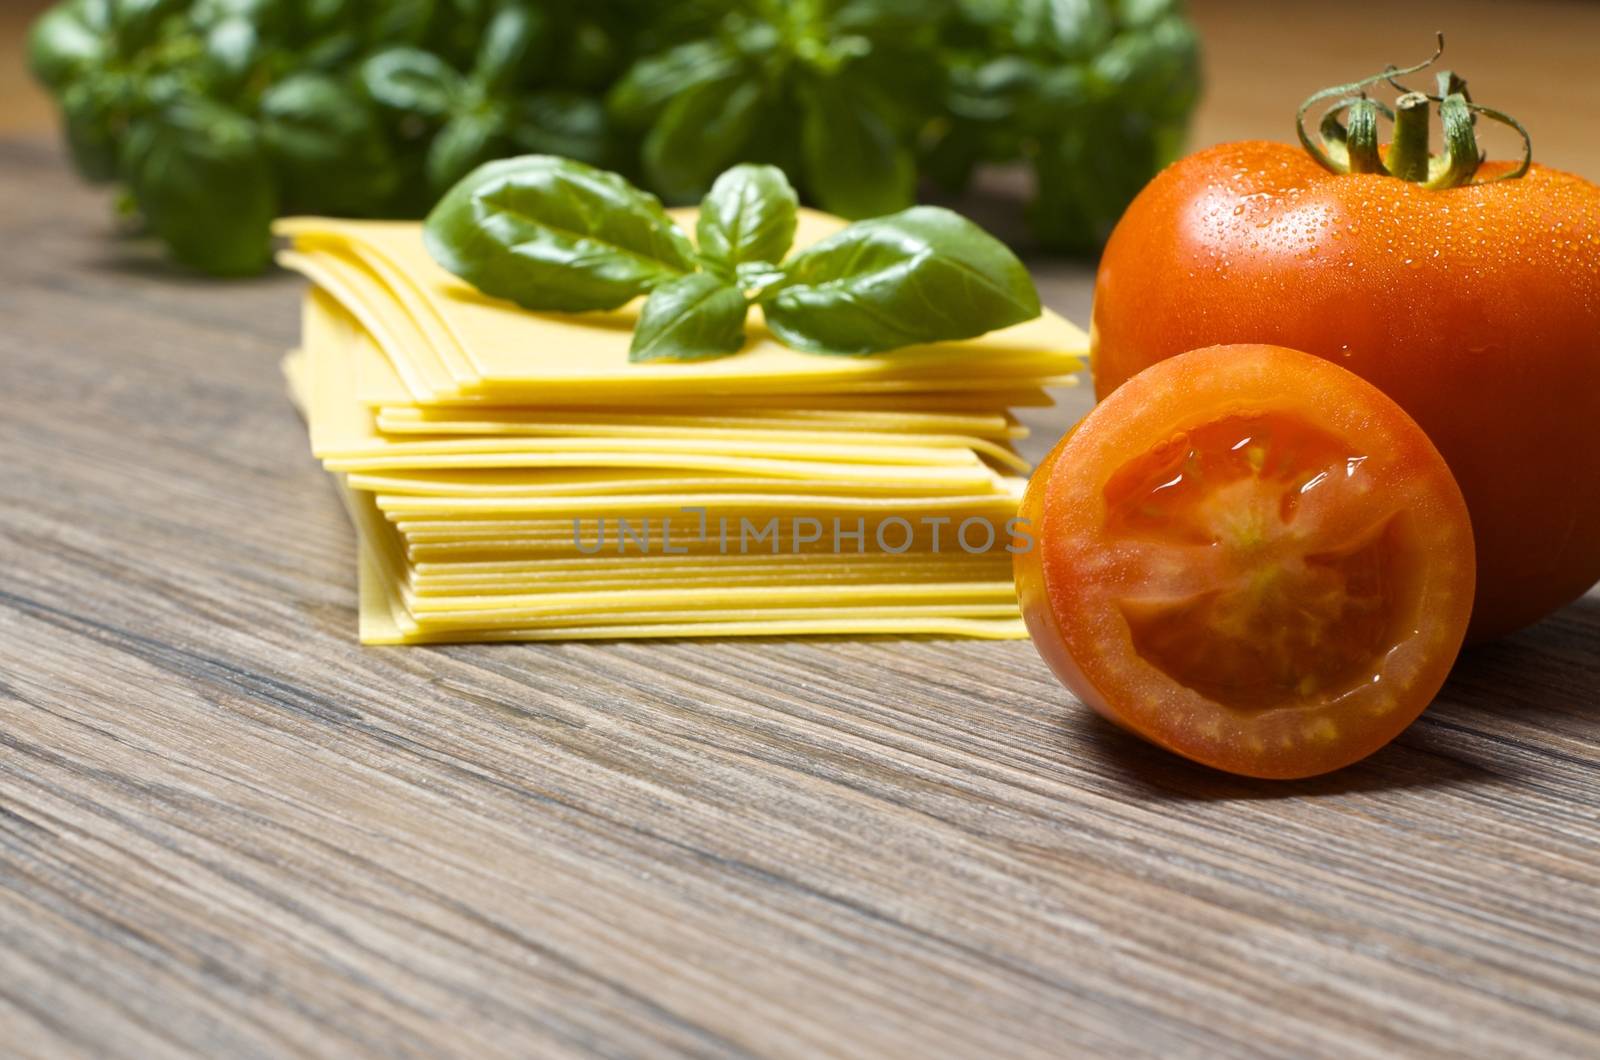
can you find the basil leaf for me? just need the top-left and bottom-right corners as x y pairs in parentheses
(734, 260), (787, 294)
(512, 92), (611, 168)
(26, 0), (110, 90)
(643, 76), (765, 204)
(695, 164), (797, 277)
(1014, 0), (1114, 61)
(921, 119), (984, 194)
(800, 79), (915, 220)
(948, 57), (1047, 124)
(608, 39), (742, 129)
(761, 206), (1040, 355)
(110, 0), (184, 53)
(830, 0), (954, 35)
(1116, 0), (1183, 27)
(630, 273), (748, 363)
(120, 98), (276, 275)
(424, 155), (697, 313)
(59, 79), (120, 184)
(260, 72), (398, 216)
(426, 107), (508, 194)
(1093, 17), (1201, 120)
(472, 4), (539, 92)
(200, 16), (261, 92)
(367, 0), (437, 47)
(361, 47), (461, 119)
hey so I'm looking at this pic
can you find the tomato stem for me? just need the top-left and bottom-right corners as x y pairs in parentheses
(1343, 98), (1385, 174)
(1295, 36), (1531, 189)
(1386, 92), (1433, 182)
(1427, 91), (1483, 189)
(1318, 96), (1387, 174)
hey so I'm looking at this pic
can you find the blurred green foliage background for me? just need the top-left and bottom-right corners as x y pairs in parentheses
(25, 0), (1201, 274)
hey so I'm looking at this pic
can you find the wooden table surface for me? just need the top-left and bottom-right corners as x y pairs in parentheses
(4, 3), (1600, 1056)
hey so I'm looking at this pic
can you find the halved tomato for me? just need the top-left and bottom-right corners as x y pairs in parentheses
(1017, 345), (1475, 778)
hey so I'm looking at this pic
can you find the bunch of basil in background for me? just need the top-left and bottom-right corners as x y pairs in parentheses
(28, 0), (1201, 276)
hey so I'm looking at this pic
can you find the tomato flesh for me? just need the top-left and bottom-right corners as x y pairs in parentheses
(1110, 411), (1404, 712)
(1017, 345), (1475, 778)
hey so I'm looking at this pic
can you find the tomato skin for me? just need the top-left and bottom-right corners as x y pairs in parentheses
(1090, 141), (1600, 640)
(1017, 344), (1476, 779)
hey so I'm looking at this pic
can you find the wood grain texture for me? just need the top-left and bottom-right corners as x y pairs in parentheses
(4, 13), (1600, 1051)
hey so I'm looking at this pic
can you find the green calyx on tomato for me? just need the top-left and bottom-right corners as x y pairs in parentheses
(1297, 35), (1530, 190)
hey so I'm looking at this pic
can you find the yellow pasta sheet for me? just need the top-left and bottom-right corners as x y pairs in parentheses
(299, 301), (1034, 473)
(406, 550), (1013, 581)
(357, 550), (1029, 644)
(345, 468), (996, 499)
(352, 482), (1012, 591)
(342, 483), (1027, 643)
(297, 293), (1015, 490)
(274, 204), (1058, 642)
(367, 419), (1031, 472)
(408, 561), (1017, 597)
(372, 487), (1023, 518)
(375, 404), (1027, 440)
(275, 208), (1085, 405)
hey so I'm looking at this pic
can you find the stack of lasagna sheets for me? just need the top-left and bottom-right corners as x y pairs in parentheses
(276, 209), (1087, 643)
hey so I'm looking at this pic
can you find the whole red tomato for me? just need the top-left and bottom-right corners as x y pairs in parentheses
(1091, 115), (1600, 640)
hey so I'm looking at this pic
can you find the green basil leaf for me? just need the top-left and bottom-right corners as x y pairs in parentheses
(630, 273), (748, 363)
(920, 119), (984, 194)
(947, 57), (1046, 123)
(761, 206), (1040, 355)
(109, 0), (184, 53)
(428, 1), (507, 66)
(424, 155), (697, 313)
(364, 0), (435, 47)
(830, 0), (954, 35)
(1115, 0), (1183, 28)
(200, 16), (261, 92)
(1029, 110), (1159, 252)
(643, 76), (765, 204)
(361, 47), (462, 119)
(734, 260), (786, 294)
(120, 98), (276, 275)
(557, 16), (622, 90)
(260, 72), (398, 216)
(59, 79), (120, 184)
(1091, 18), (1201, 120)
(297, 0), (352, 36)
(695, 164), (797, 277)
(472, 4), (540, 92)
(608, 39), (741, 129)
(189, 0), (290, 34)
(800, 79), (914, 220)
(1013, 0), (1114, 60)
(26, 0), (110, 90)
(425, 107), (509, 194)
(840, 41), (947, 130)
(1031, 65), (1089, 116)
(512, 92), (611, 167)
